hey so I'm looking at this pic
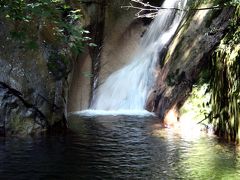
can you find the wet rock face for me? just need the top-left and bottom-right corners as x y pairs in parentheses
(0, 82), (45, 135)
(0, 20), (67, 136)
(146, 7), (234, 120)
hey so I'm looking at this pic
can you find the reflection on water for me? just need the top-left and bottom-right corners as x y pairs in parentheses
(0, 115), (240, 179)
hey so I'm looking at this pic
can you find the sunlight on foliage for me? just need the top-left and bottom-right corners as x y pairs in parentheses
(180, 84), (211, 124)
(209, 5), (240, 142)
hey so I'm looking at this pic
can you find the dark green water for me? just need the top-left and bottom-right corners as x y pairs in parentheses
(0, 115), (240, 179)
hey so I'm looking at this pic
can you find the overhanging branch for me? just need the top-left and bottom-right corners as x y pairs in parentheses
(121, 0), (223, 18)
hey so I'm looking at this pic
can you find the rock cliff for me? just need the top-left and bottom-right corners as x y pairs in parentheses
(146, 5), (234, 123)
(0, 19), (68, 135)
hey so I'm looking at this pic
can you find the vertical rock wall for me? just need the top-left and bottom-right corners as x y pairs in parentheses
(67, 0), (153, 111)
(68, 0), (106, 112)
(0, 20), (68, 135)
(146, 5), (234, 123)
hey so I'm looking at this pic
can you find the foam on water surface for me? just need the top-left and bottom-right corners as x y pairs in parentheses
(70, 109), (155, 117)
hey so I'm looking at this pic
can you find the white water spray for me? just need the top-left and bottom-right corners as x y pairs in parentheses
(90, 0), (187, 112)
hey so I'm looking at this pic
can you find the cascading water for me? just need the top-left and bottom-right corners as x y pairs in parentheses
(79, 0), (187, 115)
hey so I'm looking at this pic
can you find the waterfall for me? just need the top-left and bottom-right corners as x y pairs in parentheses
(89, 0), (187, 113)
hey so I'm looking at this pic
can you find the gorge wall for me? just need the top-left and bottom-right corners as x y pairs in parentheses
(0, 0), (154, 135)
(146, 4), (234, 123)
(68, 0), (152, 112)
(0, 0), (235, 135)
(0, 20), (68, 135)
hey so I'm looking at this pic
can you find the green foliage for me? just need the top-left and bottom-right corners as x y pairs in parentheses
(209, 5), (240, 142)
(180, 83), (211, 123)
(227, 0), (240, 6)
(187, 0), (240, 8)
(0, 0), (89, 53)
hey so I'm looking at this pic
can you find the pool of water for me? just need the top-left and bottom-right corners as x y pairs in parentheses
(0, 115), (240, 179)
